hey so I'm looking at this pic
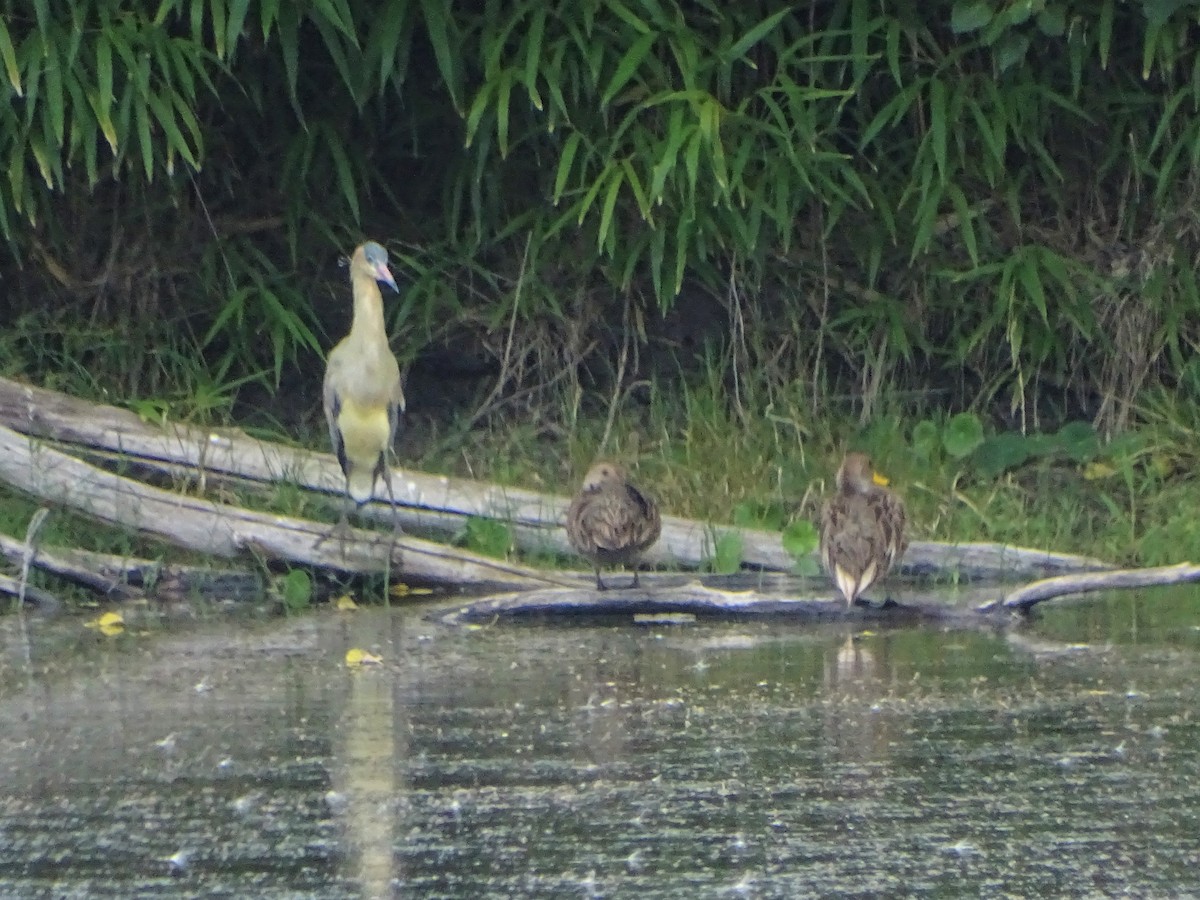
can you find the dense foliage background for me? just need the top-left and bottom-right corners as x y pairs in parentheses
(1, 0), (1198, 443)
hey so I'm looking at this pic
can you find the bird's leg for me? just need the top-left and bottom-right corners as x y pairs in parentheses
(313, 494), (355, 557)
(631, 568), (641, 589)
(594, 568), (607, 591)
(381, 465), (403, 535)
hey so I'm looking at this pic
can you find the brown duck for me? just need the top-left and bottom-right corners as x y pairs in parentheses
(819, 452), (907, 606)
(566, 462), (662, 590)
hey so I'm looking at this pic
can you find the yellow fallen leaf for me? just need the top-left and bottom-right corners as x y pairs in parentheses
(84, 611), (125, 637)
(345, 648), (382, 668)
(334, 594), (359, 611)
(389, 582), (434, 598)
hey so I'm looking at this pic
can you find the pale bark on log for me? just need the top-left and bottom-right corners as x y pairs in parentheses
(0, 529), (262, 603)
(0, 573), (63, 613)
(0, 424), (569, 589)
(0, 376), (1113, 581)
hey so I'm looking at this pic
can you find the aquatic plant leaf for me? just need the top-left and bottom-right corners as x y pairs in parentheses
(280, 569), (312, 611)
(710, 531), (743, 575)
(464, 517), (512, 559)
(781, 520), (818, 559)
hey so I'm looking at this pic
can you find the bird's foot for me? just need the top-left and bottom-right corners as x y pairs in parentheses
(313, 516), (353, 557)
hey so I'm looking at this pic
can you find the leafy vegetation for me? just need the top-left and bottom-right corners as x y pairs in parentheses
(2, 0), (1200, 574)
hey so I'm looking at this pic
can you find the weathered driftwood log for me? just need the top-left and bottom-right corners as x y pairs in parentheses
(0, 376), (1112, 580)
(0, 424), (571, 590)
(0, 573), (64, 613)
(434, 563), (1200, 626)
(0, 528), (263, 603)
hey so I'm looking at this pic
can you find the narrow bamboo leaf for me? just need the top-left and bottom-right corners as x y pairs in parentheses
(259, 0), (280, 39)
(602, 31), (656, 108)
(523, 5), (546, 111)
(1017, 251), (1048, 324)
(553, 130), (583, 202)
(929, 78), (947, 182)
(597, 166), (625, 250)
(44, 38), (64, 146)
(496, 69), (513, 156)
(311, 14), (358, 103)
(463, 80), (495, 148)
(603, 0), (651, 34)
(417, 0), (461, 111)
(29, 135), (54, 188)
(577, 160), (615, 225)
(147, 93), (198, 168)
(946, 183), (978, 266)
(725, 6), (792, 63)
(620, 157), (651, 221)
(134, 99), (153, 179)
(32, 0), (50, 39)
(373, 0), (408, 88)
(226, 0), (252, 60)
(1098, 0), (1113, 69)
(277, 3), (301, 112)
(0, 19), (21, 95)
(212, 0), (227, 59)
(324, 130), (361, 222)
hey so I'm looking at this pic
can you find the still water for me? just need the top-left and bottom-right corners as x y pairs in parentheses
(1, 588), (1199, 898)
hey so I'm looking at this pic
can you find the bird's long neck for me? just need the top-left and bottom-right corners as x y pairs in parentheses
(349, 270), (388, 346)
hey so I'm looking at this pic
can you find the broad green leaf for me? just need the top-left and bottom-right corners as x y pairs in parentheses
(943, 412), (984, 458)
(911, 419), (941, 460)
(464, 517), (511, 558)
(950, 0), (994, 33)
(973, 433), (1031, 478)
(781, 520), (819, 559)
(280, 569), (312, 611)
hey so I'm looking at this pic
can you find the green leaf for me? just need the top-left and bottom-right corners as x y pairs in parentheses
(943, 412), (984, 458)
(995, 33), (1029, 73)
(418, 0), (461, 111)
(781, 520), (819, 559)
(1037, 4), (1067, 36)
(724, 7), (792, 63)
(1054, 421), (1099, 461)
(601, 30), (655, 108)
(280, 568), (312, 611)
(973, 433), (1032, 478)
(0, 19), (21, 95)
(464, 517), (511, 559)
(911, 419), (941, 461)
(950, 0), (994, 34)
(709, 531), (743, 575)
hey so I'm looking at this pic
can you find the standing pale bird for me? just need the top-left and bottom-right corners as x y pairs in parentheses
(819, 452), (907, 606)
(566, 462), (662, 590)
(322, 241), (405, 537)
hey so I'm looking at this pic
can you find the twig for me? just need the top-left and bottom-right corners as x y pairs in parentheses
(978, 562), (1200, 613)
(17, 507), (49, 611)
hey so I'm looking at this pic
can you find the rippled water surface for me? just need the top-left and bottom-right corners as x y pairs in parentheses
(2, 586), (1200, 898)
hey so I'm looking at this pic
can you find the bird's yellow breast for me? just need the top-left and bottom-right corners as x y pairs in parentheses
(336, 398), (391, 465)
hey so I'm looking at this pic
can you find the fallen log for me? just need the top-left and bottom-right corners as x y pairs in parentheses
(0, 527), (263, 603)
(0, 424), (571, 590)
(0, 376), (1113, 580)
(433, 563), (1200, 626)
